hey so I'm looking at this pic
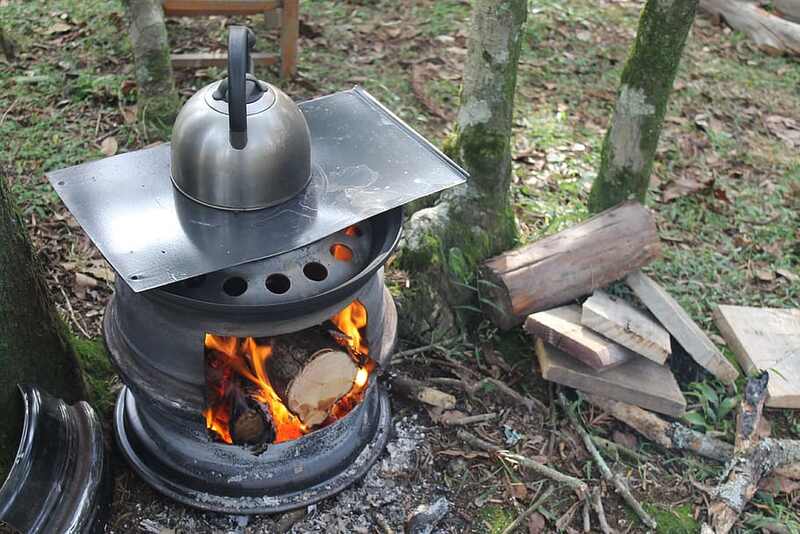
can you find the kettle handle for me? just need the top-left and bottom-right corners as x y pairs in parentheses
(228, 26), (254, 150)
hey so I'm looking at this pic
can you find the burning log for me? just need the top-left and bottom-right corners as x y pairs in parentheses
(266, 328), (344, 399)
(285, 349), (360, 427)
(230, 395), (275, 446)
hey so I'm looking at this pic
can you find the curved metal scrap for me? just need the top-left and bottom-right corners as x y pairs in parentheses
(0, 385), (111, 534)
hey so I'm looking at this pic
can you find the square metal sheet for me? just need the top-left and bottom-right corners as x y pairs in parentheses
(47, 87), (467, 292)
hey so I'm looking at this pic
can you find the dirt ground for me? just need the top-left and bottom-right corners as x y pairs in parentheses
(1, 0), (799, 532)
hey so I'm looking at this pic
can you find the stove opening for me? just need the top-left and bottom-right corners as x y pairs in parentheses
(203, 300), (375, 448)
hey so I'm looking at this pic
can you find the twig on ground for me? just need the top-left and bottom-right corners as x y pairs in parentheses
(582, 496), (591, 532)
(558, 391), (657, 529)
(592, 487), (612, 534)
(500, 485), (554, 534)
(458, 429), (588, 497)
(439, 412), (498, 426)
(590, 435), (651, 464)
(430, 375), (545, 413)
(59, 286), (90, 338)
(391, 342), (453, 361)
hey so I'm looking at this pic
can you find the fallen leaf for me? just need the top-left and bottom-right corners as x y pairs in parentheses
(528, 512), (546, 534)
(759, 475), (800, 495)
(100, 136), (118, 156)
(121, 106), (137, 124)
(612, 430), (637, 450)
(661, 175), (715, 202)
(508, 481), (527, 500)
(776, 268), (799, 282)
(754, 269), (776, 282)
(46, 22), (72, 35)
(765, 115), (800, 148)
(75, 272), (98, 288)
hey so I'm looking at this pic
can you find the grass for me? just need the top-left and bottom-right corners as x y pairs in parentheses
(2, 0), (800, 530)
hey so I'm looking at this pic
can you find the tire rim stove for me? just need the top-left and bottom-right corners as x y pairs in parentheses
(47, 27), (466, 514)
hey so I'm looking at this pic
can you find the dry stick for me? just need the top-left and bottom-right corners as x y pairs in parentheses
(499, 485), (554, 534)
(558, 391), (657, 529)
(458, 430), (589, 497)
(592, 487), (612, 534)
(583, 393), (800, 480)
(430, 376), (546, 413)
(581, 496), (591, 533)
(440, 412), (498, 426)
(591, 435), (652, 464)
(59, 286), (90, 338)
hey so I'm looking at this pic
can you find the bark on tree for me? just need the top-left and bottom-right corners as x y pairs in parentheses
(397, 0), (527, 338)
(0, 178), (88, 479)
(588, 0), (699, 213)
(123, 0), (180, 136)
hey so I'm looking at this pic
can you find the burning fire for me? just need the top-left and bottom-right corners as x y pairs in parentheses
(203, 300), (374, 445)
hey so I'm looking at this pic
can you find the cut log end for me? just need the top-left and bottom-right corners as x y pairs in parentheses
(286, 349), (358, 427)
(231, 399), (275, 446)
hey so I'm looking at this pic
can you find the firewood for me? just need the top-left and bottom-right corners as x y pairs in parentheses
(285, 349), (358, 427)
(581, 290), (671, 364)
(230, 397), (275, 446)
(626, 271), (739, 384)
(525, 305), (635, 370)
(479, 201), (661, 330)
(265, 328), (344, 400)
(392, 374), (456, 409)
(700, 0), (800, 56)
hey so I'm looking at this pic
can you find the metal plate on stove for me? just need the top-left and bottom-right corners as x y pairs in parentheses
(47, 87), (466, 292)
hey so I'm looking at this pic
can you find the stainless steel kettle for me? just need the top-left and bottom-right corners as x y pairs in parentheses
(170, 26), (312, 211)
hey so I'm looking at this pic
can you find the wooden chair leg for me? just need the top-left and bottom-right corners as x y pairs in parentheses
(280, 0), (299, 79)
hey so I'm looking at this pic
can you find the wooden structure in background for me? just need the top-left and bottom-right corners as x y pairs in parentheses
(162, 0), (299, 78)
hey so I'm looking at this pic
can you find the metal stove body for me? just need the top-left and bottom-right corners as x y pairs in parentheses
(105, 208), (401, 513)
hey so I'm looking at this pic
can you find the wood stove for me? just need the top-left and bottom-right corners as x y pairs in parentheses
(46, 28), (466, 515)
(104, 209), (401, 513)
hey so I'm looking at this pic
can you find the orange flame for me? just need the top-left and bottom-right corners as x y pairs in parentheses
(330, 243), (353, 261)
(203, 300), (374, 445)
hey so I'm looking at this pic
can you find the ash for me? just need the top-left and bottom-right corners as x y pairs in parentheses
(110, 416), (464, 533)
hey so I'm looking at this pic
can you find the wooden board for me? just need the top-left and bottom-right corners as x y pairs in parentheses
(524, 305), (635, 370)
(171, 52), (278, 68)
(163, 1), (280, 17)
(581, 290), (671, 364)
(713, 305), (800, 409)
(535, 338), (686, 417)
(479, 201), (661, 329)
(626, 271), (739, 384)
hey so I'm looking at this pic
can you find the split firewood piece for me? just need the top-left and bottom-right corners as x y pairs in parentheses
(535, 339), (686, 417)
(285, 349), (358, 427)
(392, 374), (456, 410)
(625, 271), (739, 384)
(230, 396), (276, 446)
(479, 201), (661, 330)
(525, 305), (635, 370)
(713, 305), (800, 408)
(581, 290), (671, 364)
(266, 328), (345, 400)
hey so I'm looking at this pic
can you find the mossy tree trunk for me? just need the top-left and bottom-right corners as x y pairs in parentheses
(123, 0), (180, 137)
(397, 0), (526, 338)
(588, 0), (698, 213)
(0, 178), (87, 480)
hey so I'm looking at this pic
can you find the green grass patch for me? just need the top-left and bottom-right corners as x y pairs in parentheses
(644, 503), (699, 534)
(478, 505), (515, 534)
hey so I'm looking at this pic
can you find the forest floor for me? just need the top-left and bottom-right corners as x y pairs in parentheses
(1, 0), (800, 532)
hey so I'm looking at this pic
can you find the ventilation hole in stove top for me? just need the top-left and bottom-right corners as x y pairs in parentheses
(184, 274), (207, 289)
(330, 243), (353, 262)
(303, 262), (328, 282)
(265, 273), (291, 294)
(222, 277), (248, 297)
(343, 225), (362, 237)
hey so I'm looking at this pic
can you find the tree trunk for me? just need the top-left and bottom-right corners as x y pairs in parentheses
(0, 178), (87, 479)
(588, 0), (699, 213)
(397, 0), (526, 338)
(123, 0), (180, 137)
